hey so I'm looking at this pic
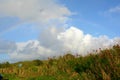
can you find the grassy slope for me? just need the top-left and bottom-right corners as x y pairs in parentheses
(0, 45), (120, 80)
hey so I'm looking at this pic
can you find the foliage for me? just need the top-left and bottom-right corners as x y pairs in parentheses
(0, 45), (120, 80)
(32, 59), (43, 66)
(0, 62), (10, 68)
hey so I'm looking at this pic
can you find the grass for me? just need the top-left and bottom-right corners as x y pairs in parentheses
(0, 45), (120, 80)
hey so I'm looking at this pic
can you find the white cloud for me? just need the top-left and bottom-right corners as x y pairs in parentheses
(0, 0), (71, 23)
(8, 26), (120, 62)
(103, 5), (120, 16)
(0, 0), (72, 36)
(57, 27), (116, 55)
(108, 6), (120, 13)
(0, 0), (119, 62)
(10, 40), (54, 62)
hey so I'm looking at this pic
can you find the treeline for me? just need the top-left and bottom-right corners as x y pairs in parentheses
(0, 45), (120, 80)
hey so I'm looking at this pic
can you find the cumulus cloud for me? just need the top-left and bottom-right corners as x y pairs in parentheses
(39, 27), (65, 53)
(57, 27), (117, 55)
(10, 40), (54, 62)
(8, 26), (120, 62)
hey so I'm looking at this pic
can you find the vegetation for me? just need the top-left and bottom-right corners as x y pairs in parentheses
(0, 45), (120, 80)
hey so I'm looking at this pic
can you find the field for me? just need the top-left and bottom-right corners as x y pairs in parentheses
(0, 45), (120, 80)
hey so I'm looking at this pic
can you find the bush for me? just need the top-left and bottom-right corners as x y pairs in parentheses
(32, 59), (43, 66)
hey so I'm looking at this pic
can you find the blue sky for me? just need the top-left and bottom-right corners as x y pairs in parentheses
(59, 0), (120, 37)
(0, 0), (120, 62)
(0, 0), (120, 41)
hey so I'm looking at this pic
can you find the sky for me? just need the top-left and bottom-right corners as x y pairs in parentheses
(0, 0), (120, 63)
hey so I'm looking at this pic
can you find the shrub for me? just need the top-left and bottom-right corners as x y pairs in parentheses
(32, 59), (43, 66)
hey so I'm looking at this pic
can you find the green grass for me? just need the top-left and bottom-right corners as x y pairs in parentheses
(0, 45), (120, 80)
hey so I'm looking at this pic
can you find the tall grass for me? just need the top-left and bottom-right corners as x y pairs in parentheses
(0, 45), (120, 80)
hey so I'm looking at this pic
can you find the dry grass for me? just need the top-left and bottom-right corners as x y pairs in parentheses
(0, 45), (120, 80)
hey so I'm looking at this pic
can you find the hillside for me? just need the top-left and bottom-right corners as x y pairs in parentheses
(0, 45), (120, 80)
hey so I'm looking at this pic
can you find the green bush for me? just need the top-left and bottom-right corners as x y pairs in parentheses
(32, 59), (43, 66)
